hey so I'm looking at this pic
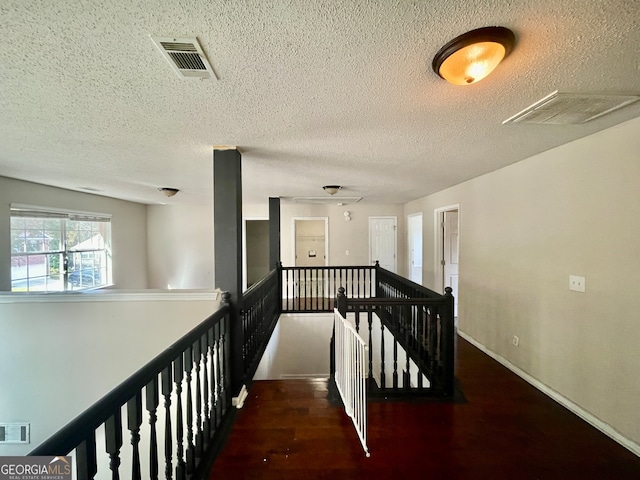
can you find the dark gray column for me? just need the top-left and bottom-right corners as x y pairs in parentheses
(268, 197), (281, 269)
(213, 148), (243, 395)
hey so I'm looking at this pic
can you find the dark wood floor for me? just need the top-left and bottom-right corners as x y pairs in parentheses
(210, 335), (640, 479)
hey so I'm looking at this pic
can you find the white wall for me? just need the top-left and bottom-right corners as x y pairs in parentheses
(405, 115), (640, 453)
(0, 291), (220, 456)
(280, 203), (406, 273)
(146, 204), (214, 289)
(0, 177), (148, 291)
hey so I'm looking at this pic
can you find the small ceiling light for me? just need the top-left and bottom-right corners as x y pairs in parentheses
(344, 211), (351, 221)
(159, 187), (179, 197)
(323, 185), (341, 195)
(432, 26), (515, 85)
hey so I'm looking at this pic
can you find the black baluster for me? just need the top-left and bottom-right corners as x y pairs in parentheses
(77, 431), (97, 480)
(430, 306), (438, 368)
(368, 308), (373, 383)
(380, 322), (386, 388)
(174, 354), (186, 480)
(194, 337), (204, 460)
(214, 320), (222, 427)
(201, 332), (210, 444)
(127, 391), (142, 480)
(405, 347), (411, 390)
(184, 345), (195, 474)
(105, 410), (122, 480)
(146, 377), (159, 480)
(209, 325), (217, 434)
(161, 366), (173, 480)
(393, 338), (398, 390)
(222, 313), (231, 414)
(216, 319), (225, 417)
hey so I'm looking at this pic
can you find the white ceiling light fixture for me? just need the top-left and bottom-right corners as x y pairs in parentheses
(323, 185), (341, 195)
(150, 36), (217, 79)
(159, 187), (179, 197)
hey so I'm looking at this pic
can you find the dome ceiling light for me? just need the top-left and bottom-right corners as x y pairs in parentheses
(432, 26), (515, 85)
(158, 187), (180, 197)
(323, 185), (341, 195)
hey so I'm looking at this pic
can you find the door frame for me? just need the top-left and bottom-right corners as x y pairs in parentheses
(368, 216), (397, 272)
(407, 212), (423, 284)
(243, 216), (269, 291)
(291, 217), (329, 266)
(434, 204), (460, 294)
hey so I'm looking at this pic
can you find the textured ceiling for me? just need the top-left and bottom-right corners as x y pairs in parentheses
(1, 0), (639, 205)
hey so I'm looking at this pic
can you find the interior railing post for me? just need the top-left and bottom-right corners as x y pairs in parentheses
(161, 366), (173, 480)
(76, 432), (97, 480)
(443, 287), (455, 396)
(127, 391), (142, 480)
(105, 410), (123, 480)
(145, 377), (159, 480)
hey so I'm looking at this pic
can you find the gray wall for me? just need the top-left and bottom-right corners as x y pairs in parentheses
(405, 115), (640, 451)
(0, 177), (148, 290)
(146, 204), (215, 289)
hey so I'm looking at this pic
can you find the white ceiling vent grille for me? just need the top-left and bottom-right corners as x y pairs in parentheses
(503, 91), (640, 125)
(150, 36), (216, 79)
(292, 196), (362, 205)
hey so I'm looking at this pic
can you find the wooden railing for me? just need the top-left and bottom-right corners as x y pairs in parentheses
(280, 264), (375, 312)
(241, 268), (280, 383)
(29, 295), (233, 480)
(29, 264), (454, 479)
(335, 270), (455, 398)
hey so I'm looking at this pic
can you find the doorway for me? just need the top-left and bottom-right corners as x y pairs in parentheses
(407, 213), (423, 284)
(435, 206), (460, 318)
(292, 218), (328, 266)
(243, 218), (270, 291)
(369, 216), (397, 272)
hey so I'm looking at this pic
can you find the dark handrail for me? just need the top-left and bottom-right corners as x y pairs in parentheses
(376, 266), (444, 298)
(30, 300), (230, 456)
(244, 267), (278, 297)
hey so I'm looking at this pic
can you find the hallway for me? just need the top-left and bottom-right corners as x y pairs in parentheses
(210, 336), (640, 479)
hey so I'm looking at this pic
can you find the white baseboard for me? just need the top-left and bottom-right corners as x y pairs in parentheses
(279, 374), (330, 380)
(457, 330), (640, 457)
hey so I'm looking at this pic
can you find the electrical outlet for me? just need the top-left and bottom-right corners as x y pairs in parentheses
(512, 335), (520, 347)
(569, 275), (586, 292)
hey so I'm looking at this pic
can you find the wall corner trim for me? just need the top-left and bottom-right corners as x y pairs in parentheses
(457, 330), (640, 457)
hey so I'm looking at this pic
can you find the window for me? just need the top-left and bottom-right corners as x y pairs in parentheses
(10, 206), (112, 292)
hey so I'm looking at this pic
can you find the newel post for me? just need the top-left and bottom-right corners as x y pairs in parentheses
(443, 286), (455, 396)
(374, 260), (381, 298)
(336, 286), (347, 317)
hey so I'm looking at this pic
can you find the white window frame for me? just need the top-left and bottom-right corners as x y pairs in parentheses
(10, 204), (113, 292)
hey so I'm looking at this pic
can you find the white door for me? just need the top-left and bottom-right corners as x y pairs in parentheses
(408, 214), (422, 284)
(443, 210), (459, 316)
(369, 217), (397, 272)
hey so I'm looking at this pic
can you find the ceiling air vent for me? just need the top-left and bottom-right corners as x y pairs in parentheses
(150, 36), (216, 79)
(503, 91), (640, 125)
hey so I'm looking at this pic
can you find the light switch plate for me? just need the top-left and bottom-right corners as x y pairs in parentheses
(569, 275), (586, 293)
